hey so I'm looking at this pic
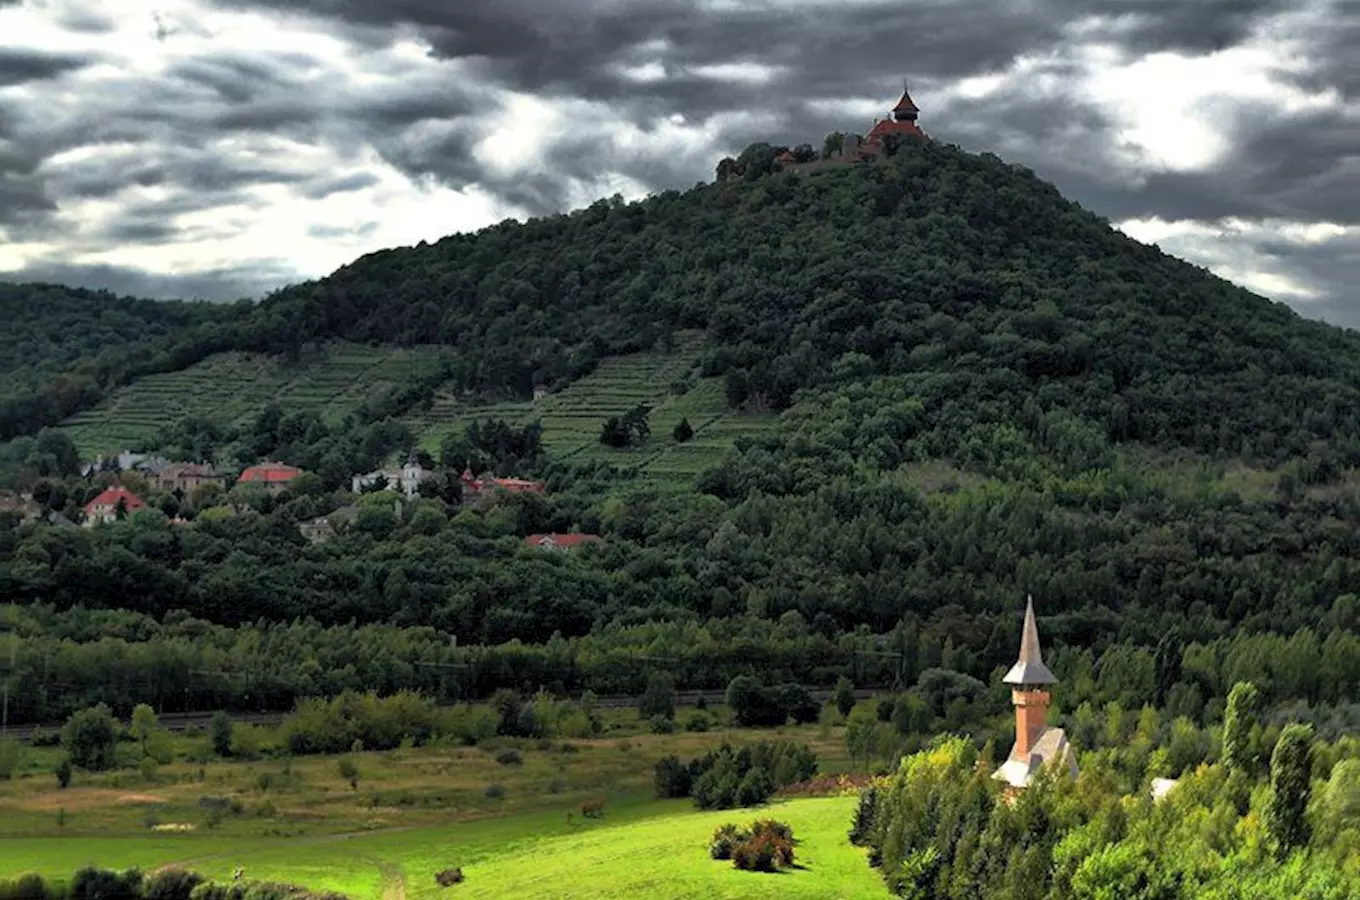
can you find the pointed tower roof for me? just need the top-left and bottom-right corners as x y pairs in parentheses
(1002, 595), (1057, 686)
(892, 83), (919, 115)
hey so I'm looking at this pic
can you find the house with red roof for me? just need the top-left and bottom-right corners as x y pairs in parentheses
(83, 486), (147, 526)
(238, 461), (304, 494)
(459, 466), (546, 504)
(526, 533), (603, 551)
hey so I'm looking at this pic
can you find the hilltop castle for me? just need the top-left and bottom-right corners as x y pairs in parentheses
(720, 84), (930, 181)
(993, 596), (1079, 792)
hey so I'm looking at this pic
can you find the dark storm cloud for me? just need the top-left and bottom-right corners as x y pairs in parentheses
(0, 48), (92, 85)
(12, 259), (301, 303)
(301, 172), (380, 199)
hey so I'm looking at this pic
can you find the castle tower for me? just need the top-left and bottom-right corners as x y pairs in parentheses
(993, 596), (1078, 790)
(892, 82), (920, 123)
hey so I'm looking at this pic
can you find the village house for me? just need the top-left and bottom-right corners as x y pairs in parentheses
(237, 462), (303, 494)
(83, 486), (147, 526)
(352, 460), (430, 499)
(992, 596), (1079, 793)
(299, 505), (358, 544)
(525, 533), (603, 551)
(460, 466), (545, 503)
(153, 462), (222, 495)
(0, 491), (42, 522)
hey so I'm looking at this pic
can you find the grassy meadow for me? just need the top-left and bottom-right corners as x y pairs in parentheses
(0, 713), (884, 898)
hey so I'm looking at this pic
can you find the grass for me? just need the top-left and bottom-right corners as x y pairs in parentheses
(0, 716), (884, 899)
(2, 795), (886, 899)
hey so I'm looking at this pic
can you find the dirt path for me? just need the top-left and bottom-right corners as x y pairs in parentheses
(376, 861), (406, 900)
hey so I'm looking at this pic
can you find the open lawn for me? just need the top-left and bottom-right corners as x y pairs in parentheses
(1, 795), (886, 900)
(0, 718), (882, 897)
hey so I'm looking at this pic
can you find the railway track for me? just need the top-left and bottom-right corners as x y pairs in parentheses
(0, 686), (883, 743)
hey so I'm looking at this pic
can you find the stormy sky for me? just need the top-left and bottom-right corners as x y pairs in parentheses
(0, 0), (1354, 323)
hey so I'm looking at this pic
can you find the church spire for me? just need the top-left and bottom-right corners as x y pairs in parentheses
(892, 82), (920, 121)
(1002, 595), (1057, 686)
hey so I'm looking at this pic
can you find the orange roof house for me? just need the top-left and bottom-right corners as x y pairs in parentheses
(862, 84), (927, 151)
(83, 486), (147, 526)
(460, 466), (546, 498)
(238, 462), (303, 493)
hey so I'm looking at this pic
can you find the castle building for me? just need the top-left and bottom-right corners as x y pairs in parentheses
(993, 596), (1078, 791)
(862, 84), (927, 149)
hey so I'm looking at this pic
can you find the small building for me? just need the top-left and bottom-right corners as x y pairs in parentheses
(460, 467), (545, 502)
(238, 462), (303, 494)
(153, 463), (221, 495)
(299, 505), (358, 544)
(83, 486), (147, 526)
(992, 596), (1079, 792)
(352, 460), (430, 498)
(526, 533), (603, 551)
(0, 491), (42, 522)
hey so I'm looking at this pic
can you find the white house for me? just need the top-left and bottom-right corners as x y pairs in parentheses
(352, 460), (430, 498)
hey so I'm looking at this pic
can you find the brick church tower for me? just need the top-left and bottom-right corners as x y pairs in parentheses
(993, 596), (1078, 790)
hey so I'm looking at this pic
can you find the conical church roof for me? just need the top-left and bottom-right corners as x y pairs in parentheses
(892, 85), (919, 115)
(1002, 595), (1058, 685)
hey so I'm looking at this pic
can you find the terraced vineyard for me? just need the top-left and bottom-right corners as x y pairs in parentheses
(409, 332), (778, 487)
(58, 333), (776, 485)
(59, 345), (450, 457)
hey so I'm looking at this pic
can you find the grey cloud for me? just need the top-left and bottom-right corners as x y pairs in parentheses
(10, 259), (300, 303)
(301, 172), (380, 198)
(0, 48), (93, 85)
(306, 220), (379, 238)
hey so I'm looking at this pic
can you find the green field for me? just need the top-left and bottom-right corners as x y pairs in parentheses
(58, 332), (777, 486)
(2, 795), (884, 899)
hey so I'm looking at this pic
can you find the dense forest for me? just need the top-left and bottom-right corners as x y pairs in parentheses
(0, 135), (1357, 752)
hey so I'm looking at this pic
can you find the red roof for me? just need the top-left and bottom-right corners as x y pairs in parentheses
(461, 469), (545, 494)
(892, 88), (920, 115)
(526, 533), (602, 549)
(84, 486), (146, 513)
(866, 118), (926, 142)
(239, 462), (303, 483)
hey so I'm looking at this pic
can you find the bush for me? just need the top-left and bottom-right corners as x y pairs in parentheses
(55, 759), (72, 789)
(493, 748), (523, 767)
(210, 712), (233, 758)
(0, 873), (52, 900)
(638, 671), (676, 720)
(143, 869), (204, 900)
(654, 755), (697, 799)
(433, 869), (463, 888)
(648, 715), (676, 735)
(581, 797), (605, 818)
(683, 712), (711, 732)
(70, 867), (143, 900)
(0, 739), (24, 780)
(849, 786), (879, 845)
(484, 784), (506, 801)
(720, 820), (797, 873)
(337, 759), (359, 789)
(736, 766), (775, 807)
(709, 823), (744, 860)
(61, 705), (118, 771)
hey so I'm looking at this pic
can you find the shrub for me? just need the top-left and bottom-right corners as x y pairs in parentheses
(493, 748), (523, 767)
(581, 797), (605, 818)
(210, 712), (233, 758)
(55, 759), (72, 789)
(0, 873), (51, 900)
(849, 786), (879, 845)
(648, 715), (676, 735)
(725, 820), (797, 873)
(433, 869), (463, 888)
(337, 759), (359, 789)
(639, 671), (676, 720)
(683, 712), (711, 733)
(736, 766), (775, 807)
(484, 784), (506, 801)
(70, 867), (143, 900)
(709, 823), (745, 860)
(61, 705), (118, 771)
(654, 755), (696, 799)
(0, 738), (24, 780)
(143, 868), (204, 900)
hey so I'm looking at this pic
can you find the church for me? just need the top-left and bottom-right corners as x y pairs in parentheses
(993, 596), (1079, 791)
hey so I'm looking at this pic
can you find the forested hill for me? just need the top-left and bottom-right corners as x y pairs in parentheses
(6, 135), (1360, 464)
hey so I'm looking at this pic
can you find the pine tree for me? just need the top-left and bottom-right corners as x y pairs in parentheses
(1222, 681), (1261, 776)
(849, 785), (879, 846)
(1266, 723), (1315, 856)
